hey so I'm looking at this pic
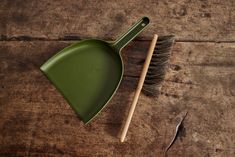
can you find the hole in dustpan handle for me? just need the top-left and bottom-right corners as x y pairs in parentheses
(112, 17), (150, 52)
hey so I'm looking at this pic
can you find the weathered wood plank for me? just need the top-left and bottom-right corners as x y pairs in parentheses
(0, 41), (234, 156)
(0, 0), (234, 41)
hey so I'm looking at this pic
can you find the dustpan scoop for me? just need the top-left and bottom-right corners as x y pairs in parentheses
(40, 17), (150, 123)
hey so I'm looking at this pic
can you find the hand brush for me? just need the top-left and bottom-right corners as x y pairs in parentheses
(143, 35), (175, 97)
(120, 34), (175, 142)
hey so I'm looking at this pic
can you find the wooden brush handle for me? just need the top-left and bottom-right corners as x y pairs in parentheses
(120, 34), (158, 142)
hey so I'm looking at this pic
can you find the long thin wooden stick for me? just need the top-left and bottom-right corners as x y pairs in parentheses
(120, 34), (158, 142)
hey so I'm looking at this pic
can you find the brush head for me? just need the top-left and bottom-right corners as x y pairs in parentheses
(142, 35), (175, 97)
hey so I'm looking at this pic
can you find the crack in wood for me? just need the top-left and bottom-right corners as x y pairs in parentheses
(1, 35), (235, 43)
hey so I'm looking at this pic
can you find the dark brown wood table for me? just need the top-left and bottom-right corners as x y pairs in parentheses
(0, 0), (234, 156)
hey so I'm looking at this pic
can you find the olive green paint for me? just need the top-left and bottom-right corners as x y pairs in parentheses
(40, 17), (149, 123)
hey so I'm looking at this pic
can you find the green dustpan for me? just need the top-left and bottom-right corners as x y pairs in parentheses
(40, 17), (149, 123)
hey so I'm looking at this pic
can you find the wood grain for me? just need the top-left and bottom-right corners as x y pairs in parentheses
(0, 0), (235, 41)
(0, 41), (234, 156)
(0, 0), (235, 156)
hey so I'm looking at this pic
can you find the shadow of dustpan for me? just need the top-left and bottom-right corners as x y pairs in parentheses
(40, 17), (150, 124)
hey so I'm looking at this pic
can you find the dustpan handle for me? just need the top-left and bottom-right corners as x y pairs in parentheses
(112, 17), (150, 52)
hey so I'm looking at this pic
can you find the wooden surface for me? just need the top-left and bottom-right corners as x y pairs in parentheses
(0, 0), (235, 157)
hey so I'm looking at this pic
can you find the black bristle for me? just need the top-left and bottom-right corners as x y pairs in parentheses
(143, 35), (175, 97)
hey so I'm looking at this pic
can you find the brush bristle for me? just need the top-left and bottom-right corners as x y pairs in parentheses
(142, 35), (175, 97)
